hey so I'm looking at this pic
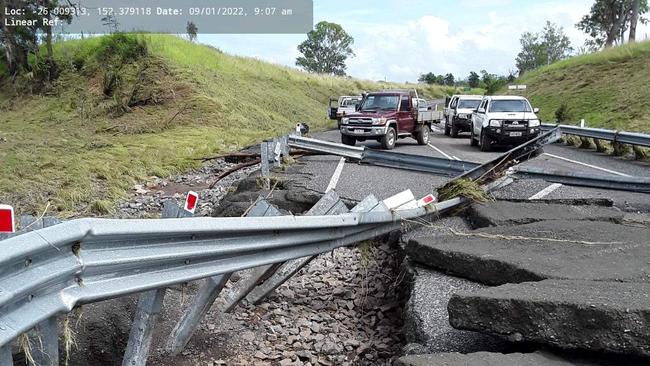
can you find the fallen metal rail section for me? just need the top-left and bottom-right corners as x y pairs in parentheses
(514, 167), (650, 193)
(288, 135), (478, 175)
(541, 123), (650, 148)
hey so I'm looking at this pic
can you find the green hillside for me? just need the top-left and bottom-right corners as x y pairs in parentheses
(0, 34), (457, 215)
(509, 40), (650, 132)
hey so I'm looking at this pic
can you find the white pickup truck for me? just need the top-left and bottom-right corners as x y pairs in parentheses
(470, 95), (541, 152)
(328, 96), (362, 127)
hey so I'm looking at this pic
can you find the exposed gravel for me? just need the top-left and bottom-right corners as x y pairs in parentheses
(116, 159), (259, 218)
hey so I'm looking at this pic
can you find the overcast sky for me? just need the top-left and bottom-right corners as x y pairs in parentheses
(197, 0), (650, 82)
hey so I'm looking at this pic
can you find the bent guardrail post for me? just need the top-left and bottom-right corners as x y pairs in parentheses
(122, 201), (192, 366)
(165, 199), (282, 355)
(245, 194), (383, 305)
(221, 191), (346, 314)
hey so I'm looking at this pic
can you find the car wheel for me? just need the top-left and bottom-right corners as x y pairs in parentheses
(444, 120), (450, 136)
(416, 126), (429, 145)
(470, 127), (478, 147)
(451, 123), (459, 138)
(480, 130), (492, 152)
(381, 127), (397, 150)
(341, 134), (356, 146)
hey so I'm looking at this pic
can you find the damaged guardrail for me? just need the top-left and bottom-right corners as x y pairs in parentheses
(514, 166), (650, 193)
(288, 135), (478, 176)
(0, 190), (455, 365)
(541, 123), (650, 148)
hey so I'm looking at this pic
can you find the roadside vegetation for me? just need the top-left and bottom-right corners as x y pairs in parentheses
(511, 40), (650, 132)
(0, 34), (458, 216)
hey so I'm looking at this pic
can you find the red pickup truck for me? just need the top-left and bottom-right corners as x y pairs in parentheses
(339, 89), (441, 149)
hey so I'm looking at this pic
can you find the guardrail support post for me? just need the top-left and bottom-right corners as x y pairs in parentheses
(122, 201), (188, 366)
(260, 142), (270, 189)
(245, 191), (351, 305)
(165, 199), (282, 355)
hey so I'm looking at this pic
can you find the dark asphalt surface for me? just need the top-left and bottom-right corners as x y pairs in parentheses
(304, 127), (650, 210)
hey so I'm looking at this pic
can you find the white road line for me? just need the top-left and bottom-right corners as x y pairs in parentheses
(528, 183), (563, 200)
(542, 153), (630, 177)
(427, 143), (454, 160)
(325, 157), (346, 193)
(452, 156), (461, 161)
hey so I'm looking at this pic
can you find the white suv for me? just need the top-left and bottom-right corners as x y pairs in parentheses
(470, 96), (541, 152)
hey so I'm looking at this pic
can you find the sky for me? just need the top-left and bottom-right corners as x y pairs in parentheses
(196, 0), (650, 83)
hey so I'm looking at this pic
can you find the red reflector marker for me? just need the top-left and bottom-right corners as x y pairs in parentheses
(184, 191), (199, 214)
(417, 194), (437, 207)
(0, 204), (16, 233)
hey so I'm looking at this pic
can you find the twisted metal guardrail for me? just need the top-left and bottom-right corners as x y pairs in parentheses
(0, 191), (456, 365)
(541, 123), (650, 148)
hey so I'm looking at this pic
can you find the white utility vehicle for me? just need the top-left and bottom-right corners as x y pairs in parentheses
(328, 96), (362, 127)
(470, 96), (541, 152)
(444, 95), (483, 137)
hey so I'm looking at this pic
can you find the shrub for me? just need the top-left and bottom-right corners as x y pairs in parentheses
(554, 103), (570, 122)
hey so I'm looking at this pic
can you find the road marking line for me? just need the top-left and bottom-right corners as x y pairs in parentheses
(325, 157), (346, 193)
(427, 143), (454, 160)
(452, 156), (461, 161)
(542, 153), (630, 177)
(529, 183), (563, 200)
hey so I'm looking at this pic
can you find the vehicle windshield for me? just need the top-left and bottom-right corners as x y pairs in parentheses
(489, 99), (531, 112)
(359, 95), (399, 111)
(341, 98), (360, 107)
(457, 99), (481, 109)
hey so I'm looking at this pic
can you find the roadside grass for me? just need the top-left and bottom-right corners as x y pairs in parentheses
(0, 34), (461, 216)
(507, 40), (650, 133)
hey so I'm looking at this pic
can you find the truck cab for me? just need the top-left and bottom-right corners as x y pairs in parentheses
(444, 95), (483, 137)
(470, 96), (541, 152)
(339, 89), (431, 149)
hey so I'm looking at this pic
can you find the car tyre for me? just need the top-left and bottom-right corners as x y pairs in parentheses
(415, 126), (429, 145)
(341, 134), (356, 146)
(451, 123), (459, 138)
(381, 127), (397, 150)
(479, 130), (492, 152)
(444, 121), (450, 136)
(470, 127), (478, 147)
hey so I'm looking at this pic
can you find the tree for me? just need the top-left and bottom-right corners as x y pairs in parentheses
(443, 73), (455, 86)
(516, 22), (572, 75)
(418, 72), (436, 84)
(186, 21), (198, 42)
(0, 0), (73, 79)
(576, 0), (648, 48)
(296, 21), (354, 76)
(467, 71), (480, 88)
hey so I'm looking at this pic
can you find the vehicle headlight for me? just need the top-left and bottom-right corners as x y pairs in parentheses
(489, 120), (502, 127)
(529, 119), (540, 127)
(341, 117), (349, 125)
(372, 117), (387, 125)
(458, 114), (467, 119)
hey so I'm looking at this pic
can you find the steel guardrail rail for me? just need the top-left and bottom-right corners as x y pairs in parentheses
(0, 200), (465, 348)
(288, 135), (479, 175)
(541, 123), (650, 148)
(514, 166), (650, 193)
(287, 135), (365, 160)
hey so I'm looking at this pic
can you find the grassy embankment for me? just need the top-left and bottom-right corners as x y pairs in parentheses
(508, 40), (650, 133)
(0, 34), (459, 216)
